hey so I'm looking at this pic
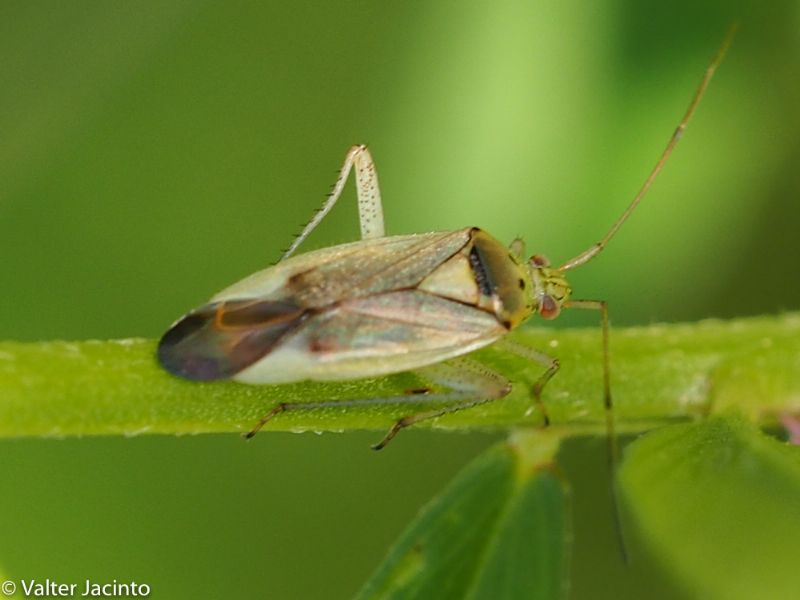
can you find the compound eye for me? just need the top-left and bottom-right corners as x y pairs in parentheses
(538, 294), (561, 320)
(531, 254), (550, 267)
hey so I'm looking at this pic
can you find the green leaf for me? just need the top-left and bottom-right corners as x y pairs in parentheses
(618, 414), (800, 600)
(355, 431), (570, 600)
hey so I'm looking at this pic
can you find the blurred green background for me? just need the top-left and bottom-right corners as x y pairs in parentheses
(0, 1), (798, 598)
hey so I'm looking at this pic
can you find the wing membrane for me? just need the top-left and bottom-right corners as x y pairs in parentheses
(158, 299), (305, 380)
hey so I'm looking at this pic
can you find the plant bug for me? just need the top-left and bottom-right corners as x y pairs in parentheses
(158, 29), (735, 449)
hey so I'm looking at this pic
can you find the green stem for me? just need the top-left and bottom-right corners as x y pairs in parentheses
(0, 314), (798, 438)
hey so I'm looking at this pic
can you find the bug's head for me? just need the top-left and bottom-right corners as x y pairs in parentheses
(528, 255), (571, 320)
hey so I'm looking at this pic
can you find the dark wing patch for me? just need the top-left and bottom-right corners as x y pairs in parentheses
(157, 299), (305, 381)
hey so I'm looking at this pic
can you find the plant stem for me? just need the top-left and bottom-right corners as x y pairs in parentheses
(0, 314), (798, 438)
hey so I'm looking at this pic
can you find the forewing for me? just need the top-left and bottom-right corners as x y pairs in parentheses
(233, 290), (506, 383)
(295, 290), (505, 366)
(157, 299), (306, 380)
(213, 230), (473, 308)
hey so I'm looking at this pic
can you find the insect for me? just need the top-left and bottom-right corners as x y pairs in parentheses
(158, 30), (734, 449)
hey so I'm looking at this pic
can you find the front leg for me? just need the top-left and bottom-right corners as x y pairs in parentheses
(282, 144), (385, 260)
(493, 338), (559, 427)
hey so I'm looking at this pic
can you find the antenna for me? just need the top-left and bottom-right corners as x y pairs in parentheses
(559, 24), (738, 272)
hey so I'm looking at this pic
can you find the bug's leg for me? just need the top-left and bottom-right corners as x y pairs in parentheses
(493, 338), (559, 427)
(564, 299), (613, 451)
(281, 144), (385, 260)
(244, 358), (511, 446)
(565, 298), (628, 561)
(372, 359), (511, 450)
